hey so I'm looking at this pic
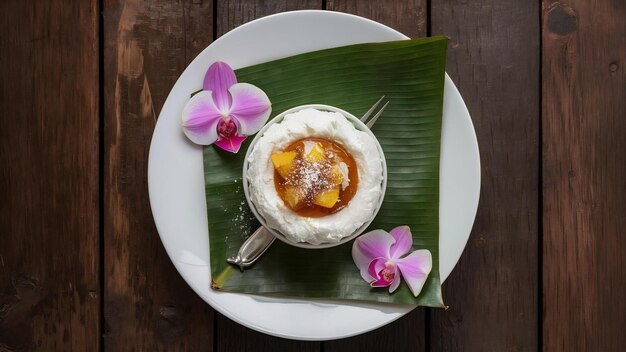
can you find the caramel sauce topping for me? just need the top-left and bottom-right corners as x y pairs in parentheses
(273, 137), (359, 218)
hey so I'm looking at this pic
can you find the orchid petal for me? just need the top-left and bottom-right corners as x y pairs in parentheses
(389, 266), (401, 293)
(367, 257), (387, 281)
(352, 230), (394, 282)
(214, 135), (246, 153)
(203, 61), (237, 113)
(181, 91), (222, 145)
(389, 225), (413, 259)
(370, 277), (392, 287)
(396, 249), (432, 297)
(228, 83), (272, 135)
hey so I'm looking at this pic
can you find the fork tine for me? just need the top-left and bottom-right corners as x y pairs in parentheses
(365, 101), (389, 128)
(360, 95), (386, 122)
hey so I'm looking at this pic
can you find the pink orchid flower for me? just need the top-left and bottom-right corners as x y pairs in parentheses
(181, 61), (272, 153)
(352, 226), (432, 297)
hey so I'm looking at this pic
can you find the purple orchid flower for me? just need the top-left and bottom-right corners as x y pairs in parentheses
(352, 226), (432, 296)
(181, 61), (272, 153)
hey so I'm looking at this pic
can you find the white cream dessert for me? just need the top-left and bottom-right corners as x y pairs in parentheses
(246, 108), (383, 245)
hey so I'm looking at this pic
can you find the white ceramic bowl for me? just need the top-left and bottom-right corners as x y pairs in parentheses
(242, 104), (388, 249)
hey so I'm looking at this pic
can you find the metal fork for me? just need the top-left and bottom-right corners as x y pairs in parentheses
(227, 97), (389, 271)
(360, 95), (389, 128)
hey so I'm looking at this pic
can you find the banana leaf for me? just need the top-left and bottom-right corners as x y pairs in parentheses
(204, 37), (447, 306)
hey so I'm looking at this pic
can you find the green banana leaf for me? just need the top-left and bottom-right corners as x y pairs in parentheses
(204, 37), (447, 306)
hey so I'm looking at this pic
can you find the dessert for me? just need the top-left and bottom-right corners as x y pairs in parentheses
(246, 108), (384, 245)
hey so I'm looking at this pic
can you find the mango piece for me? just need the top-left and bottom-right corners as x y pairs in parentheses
(329, 165), (344, 186)
(313, 187), (340, 208)
(304, 142), (326, 163)
(271, 151), (297, 178)
(284, 185), (305, 210)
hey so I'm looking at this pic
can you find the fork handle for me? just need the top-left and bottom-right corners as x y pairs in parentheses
(227, 226), (276, 271)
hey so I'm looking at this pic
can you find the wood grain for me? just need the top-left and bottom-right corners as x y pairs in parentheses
(323, 2), (427, 351)
(542, 1), (626, 350)
(102, 0), (214, 350)
(217, 316), (321, 352)
(325, 309), (424, 352)
(215, 0), (321, 37)
(0, 0), (100, 351)
(430, 0), (540, 350)
(327, 0), (426, 38)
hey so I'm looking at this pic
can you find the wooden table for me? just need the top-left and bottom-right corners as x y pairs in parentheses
(1, 0), (624, 350)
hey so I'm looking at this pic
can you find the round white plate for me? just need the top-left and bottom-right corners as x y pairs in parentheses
(148, 10), (480, 341)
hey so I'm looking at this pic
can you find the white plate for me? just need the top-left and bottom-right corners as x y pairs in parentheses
(148, 10), (480, 341)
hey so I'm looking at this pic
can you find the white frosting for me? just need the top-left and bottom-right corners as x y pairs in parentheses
(246, 108), (383, 245)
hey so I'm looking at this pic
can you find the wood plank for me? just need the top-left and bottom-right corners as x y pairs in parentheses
(325, 309), (425, 352)
(102, 0), (214, 350)
(214, 1), (322, 350)
(430, 0), (540, 350)
(0, 1), (100, 351)
(324, 2), (427, 351)
(542, 1), (626, 350)
(216, 0), (322, 37)
(217, 315), (321, 352)
(327, 0), (426, 38)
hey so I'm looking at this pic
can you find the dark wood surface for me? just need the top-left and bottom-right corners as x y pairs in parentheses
(0, 1), (100, 351)
(542, 0), (626, 350)
(1, 0), (624, 351)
